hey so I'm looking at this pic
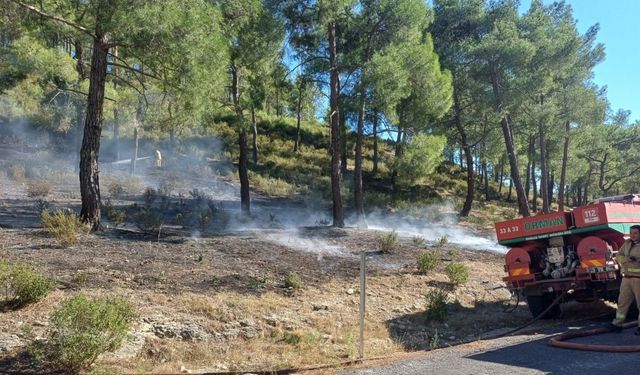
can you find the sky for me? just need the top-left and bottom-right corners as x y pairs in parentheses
(521, 0), (640, 122)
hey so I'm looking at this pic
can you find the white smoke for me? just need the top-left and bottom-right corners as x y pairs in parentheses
(357, 201), (506, 253)
(261, 229), (346, 261)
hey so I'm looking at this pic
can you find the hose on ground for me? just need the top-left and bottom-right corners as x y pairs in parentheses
(486, 289), (572, 340)
(549, 320), (640, 352)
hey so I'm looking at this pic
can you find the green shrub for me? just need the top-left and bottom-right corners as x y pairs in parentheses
(0, 261), (55, 308)
(248, 171), (297, 197)
(41, 210), (85, 247)
(425, 288), (448, 321)
(376, 231), (399, 253)
(445, 263), (469, 286)
(435, 235), (448, 248)
(107, 181), (125, 197)
(143, 187), (158, 206)
(104, 201), (126, 226)
(133, 208), (161, 232)
(10, 164), (26, 182)
(48, 293), (136, 373)
(27, 180), (51, 198)
(417, 251), (439, 275)
(284, 272), (302, 289)
(249, 275), (269, 290)
(412, 236), (425, 246)
(189, 188), (209, 201)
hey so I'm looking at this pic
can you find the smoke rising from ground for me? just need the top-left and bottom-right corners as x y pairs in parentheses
(0, 120), (504, 255)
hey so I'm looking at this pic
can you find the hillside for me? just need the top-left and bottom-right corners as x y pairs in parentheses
(0, 116), (549, 374)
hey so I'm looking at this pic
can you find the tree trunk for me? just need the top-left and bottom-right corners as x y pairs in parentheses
(112, 46), (119, 161)
(340, 105), (348, 175)
(483, 157), (489, 201)
(232, 65), (250, 216)
(130, 127), (138, 175)
(251, 106), (258, 164)
(73, 40), (84, 173)
(584, 166), (592, 204)
(558, 121), (570, 211)
(392, 123), (403, 187)
(353, 82), (366, 227)
(525, 135), (533, 200)
(532, 150), (538, 212)
(294, 88), (303, 152)
(498, 156), (504, 194)
(501, 116), (529, 216)
(74, 101), (84, 173)
(507, 178), (513, 202)
(491, 68), (529, 216)
(113, 108), (120, 161)
(539, 122), (549, 213)
(79, 36), (109, 229)
(328, 21), (344, 227)
(238, 128), (250, 215)
(454, 94), (474, 217)
(548, 170), (554, 206)
(372, 111), (378, 175)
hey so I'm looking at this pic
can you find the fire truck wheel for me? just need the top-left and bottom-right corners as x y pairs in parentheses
(526, 293), (561, 319)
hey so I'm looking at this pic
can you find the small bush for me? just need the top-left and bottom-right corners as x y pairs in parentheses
(429, 328), (440, 349)
(249, 172), (298, 197)
(158, 178), (177, 197)
(280, 330), (317, 347)
(435, 235), (448, 248)
(72, 271), (88, 285)
(284, 272), (302, 289)
(189, 188), (209, 201)
(143, 187), (158, 206)
(104, 201), (126, 226)
(445, 263), (469, 286)
(249, 275), (269, 290)
(122, 176), (143, 194)
(27, 180), (51, 198)
(10, 164), (26, 182)
(199, 208), (212, 231)
(48, 293), (136, 373)
(425, 288), (448, 321)
(133, 208), (161, 232)
(417, 251), (439, 275)
(376, 231), (398, 253)
(107, 181), (125, 197)
(41, 210), (85, 247)
(412, 236), (425, 246)
(0, 261), (55, 308)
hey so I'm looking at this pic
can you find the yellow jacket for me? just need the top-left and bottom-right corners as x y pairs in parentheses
(616, 239), (640, 277)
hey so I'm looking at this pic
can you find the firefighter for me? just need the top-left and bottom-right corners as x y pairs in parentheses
(609, 224), (640, 334)
(155, 149), (162, 168)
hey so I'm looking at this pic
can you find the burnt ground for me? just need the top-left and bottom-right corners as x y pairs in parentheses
(0, 155), (617, 374)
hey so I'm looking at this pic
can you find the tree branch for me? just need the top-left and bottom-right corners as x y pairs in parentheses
(108, 62), (161, 81)
(55, 87), (115, 102)
(6, 0), (96, 40)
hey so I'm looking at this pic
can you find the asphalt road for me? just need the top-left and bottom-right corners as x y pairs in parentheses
(340, 317), (640, 375)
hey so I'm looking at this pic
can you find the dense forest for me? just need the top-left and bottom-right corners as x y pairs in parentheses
(0, 0), (635, 229)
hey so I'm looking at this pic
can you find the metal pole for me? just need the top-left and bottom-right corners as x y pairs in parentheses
(359, 251), (366, 360)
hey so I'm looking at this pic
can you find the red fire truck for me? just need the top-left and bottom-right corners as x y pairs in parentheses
(496, 195), (640, 318)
